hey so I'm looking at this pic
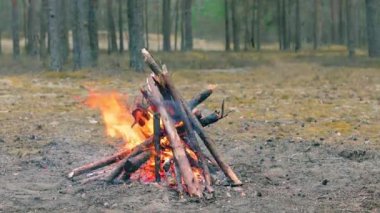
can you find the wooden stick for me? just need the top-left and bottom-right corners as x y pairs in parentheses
(153, 112), (161, 182)
(161, 63), (240, 186)
(67, 137), (153, 179)
(160, 70), (214, 192)
(188, 88), (213, 110)
(174, 159), (184, 197)
(183, 106), (242, 186)
(120, 151), (152, 180)
(105, 138), (153, 183)
(141, 88), (202, 197)
(142, 50), (213, 192)
(200, 112), (220, 127)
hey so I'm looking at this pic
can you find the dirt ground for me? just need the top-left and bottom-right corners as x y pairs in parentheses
(0, 52), (379, 212)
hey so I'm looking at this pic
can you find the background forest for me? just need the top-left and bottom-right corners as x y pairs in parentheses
(0, 0), (379, 71)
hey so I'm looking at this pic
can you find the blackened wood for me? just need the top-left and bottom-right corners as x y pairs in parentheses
(188, 88), (213, 109)
(183, 106), (242, 186)
(200, 112), (220, 127)
(120, 151), (151, 180)
(141, 87), (202, 197)
(143, 50), (212, 192)
(153, 113), (161, 182)
(68, 137), (153, 179)
(105, 140), (152, 182)
(159, 66), (213, 192)
(174, 159), (183, 197)
(161, 69), (241, 185)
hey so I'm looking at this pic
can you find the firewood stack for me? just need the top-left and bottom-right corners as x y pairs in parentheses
(67, 49), (242, 198)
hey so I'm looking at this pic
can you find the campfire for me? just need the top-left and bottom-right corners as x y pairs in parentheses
(67, 49), (242, 198)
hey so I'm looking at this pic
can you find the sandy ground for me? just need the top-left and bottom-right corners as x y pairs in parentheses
(0, 52), (379, 212)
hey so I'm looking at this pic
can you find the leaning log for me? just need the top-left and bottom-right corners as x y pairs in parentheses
(188, 88), (213, 110)
(120, 151), (152, 180)
(141, 88), (202, 197)
(153, 113), (161, 182)
(141, 49), (241, 186)
(68, 137), (153, 179)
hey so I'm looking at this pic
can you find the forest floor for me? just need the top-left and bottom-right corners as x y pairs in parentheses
(0, 50), (379, 212)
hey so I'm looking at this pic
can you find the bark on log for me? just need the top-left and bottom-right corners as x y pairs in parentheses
(67, 137), (153, 179)
(153, 113), (161, 182)
(105, 140), (153, 182)
(160, 71), (214, 192)
(141, 87), (202, 197)
(120, 151), (151, 180)
(141, 49), (241, 186)
(200, 112), (220, 127)
(188, 88), (213, 109)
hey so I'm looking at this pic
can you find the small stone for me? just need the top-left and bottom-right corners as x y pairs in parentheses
(226, 192), (231, 197)
(256, 191), (262, 197)
(322, 179), (329, 185)
(103, 202), (109, 208)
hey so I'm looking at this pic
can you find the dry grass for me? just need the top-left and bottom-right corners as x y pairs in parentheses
(1, 50), (380, 156)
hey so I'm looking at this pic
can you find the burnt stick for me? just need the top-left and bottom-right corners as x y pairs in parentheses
(67, 136), (152, 179)
(153, 113), (161, 182)
(188, 88), (213, 110)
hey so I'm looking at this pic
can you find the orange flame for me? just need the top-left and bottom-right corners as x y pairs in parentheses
(85, 91), (151, 149)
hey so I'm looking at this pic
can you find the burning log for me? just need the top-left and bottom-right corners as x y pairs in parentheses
(68, 137), (153, 179)
(142, 48), (242, 187)
(67, 49), (242, 199)
(120, 151), (151, 181)
(153, 113), (161, 182)
(141, 88), (202, 197)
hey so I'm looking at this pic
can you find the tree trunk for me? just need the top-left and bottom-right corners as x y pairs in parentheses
(162, 0), (171, 51)
(231, 0), (239, 51)
(251, 0), (256, 49)
(39, 0), (48, 59)
(156, 1), (160, 51)
(61, 0), (69, 63)
(127, 0), (145, 71)
(89, 0), (99, 63)
(48, 0), (64, 71)
(365, 0), (380, 57)
(338, 0), (346, 44)
(282, 0), (289, 50)
(313, 0), (321, 50)
(11, 0), (20, 58)
(72, 0), (80, 69)
(143, 0), (149, 49)
(330, 0), (339, 43)
(22, 0), (27, 50)
(180, 0), (185, 50)
(243, 0), (249, 51)
(118, 0), (124, 53)
(224, 0), (231, 51)
(182, 0), (193, 51)
(72, 0), (92, 69)
(346, 0), (357, 57)
(277, 0), (283, 50)
(294, 0), (301, 51)
(174, 0), (179, 51)
(255, 0), (261, 51)
(107, 0), (118, 54)
(26, 0), (38, 56)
